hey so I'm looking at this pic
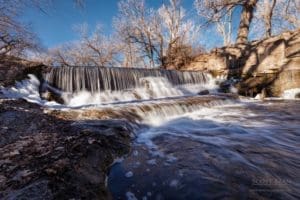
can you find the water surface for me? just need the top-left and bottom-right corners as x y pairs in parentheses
(108, 100), (300, 200)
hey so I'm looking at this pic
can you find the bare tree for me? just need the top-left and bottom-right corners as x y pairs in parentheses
(0, 0), (43, 57)
(158, 0), (200, 68)
(251, 0), (299, 40)
(0, 0), (86, 58)
(261, 0), (277, 37)
(75, 23), (121, 66)
(114, 0), (159, 67)
(194, 0), (234, 46)
(274, 0), (300, 32)
(46, 24), (121, 67)
(114, 0), (200, 68)
(194, 0), (258, 44)
(236, 0), (258, 43)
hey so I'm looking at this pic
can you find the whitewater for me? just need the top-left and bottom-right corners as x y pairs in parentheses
(1, 66), (300, 200)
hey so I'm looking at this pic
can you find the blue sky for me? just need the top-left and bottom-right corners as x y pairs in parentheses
(23, 0), (120, 48)
(22, 0), (247, 50)
(22, 0), (198, 48)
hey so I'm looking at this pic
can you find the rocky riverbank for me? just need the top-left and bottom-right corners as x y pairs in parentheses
(0, 98), (134, 199)
(183, 29), (300, 98)
(0, 54), (233, 199)
(0, 29), (298, 199)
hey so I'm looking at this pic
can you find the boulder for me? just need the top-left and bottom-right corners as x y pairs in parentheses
(198, 90), (210, 95)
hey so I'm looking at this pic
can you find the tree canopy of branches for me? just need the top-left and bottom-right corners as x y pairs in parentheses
(43, 24), (121, 67)
(0, 0), (85, 58)
(114, 0), (201, 69)
(195, 0), (299, 45)
(195, 0), (258, 44)
(7, 0), (299, 68)
(0, 0), (43, 57)
(253, 0), (300, 38)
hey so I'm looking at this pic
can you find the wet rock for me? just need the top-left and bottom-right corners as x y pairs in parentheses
(41, 90), (65, 104)
(218, 81), (231, 93)
(4, 180), (53, 200)
(198, 90), (209, 95)
(295, 92), (300, 98)
(0, 175), (7, 188)
(12, 170), (34, 183)
(0, 99), (133, 199)
(0, 55), (49, 87)
(40, 83), (65, 104)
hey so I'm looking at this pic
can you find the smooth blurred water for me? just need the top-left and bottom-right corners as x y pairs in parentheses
(108, 100), (300, 200)
(2, 71), (300, 200)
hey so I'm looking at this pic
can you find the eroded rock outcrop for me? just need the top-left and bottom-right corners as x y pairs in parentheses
(184, 29), (300, 97)
(0, 55), (50, 87)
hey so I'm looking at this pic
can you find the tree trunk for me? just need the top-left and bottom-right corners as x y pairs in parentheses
(236, 0), (258, 44)
(264, 0), (276, 37)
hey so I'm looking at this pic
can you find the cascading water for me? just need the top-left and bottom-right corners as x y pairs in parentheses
(2, 66), (299, 200)
(45, 66), (209, 92)
(108, 101), (300, 200)
(44, 66), (220, 106)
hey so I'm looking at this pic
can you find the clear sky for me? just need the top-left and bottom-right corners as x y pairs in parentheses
(22, 0), (197, 48)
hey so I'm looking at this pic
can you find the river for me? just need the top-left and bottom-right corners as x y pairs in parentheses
(2, 67), (299, 200)
(108, 100), (300, 200)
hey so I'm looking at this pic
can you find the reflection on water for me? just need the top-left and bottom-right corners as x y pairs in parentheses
(108, 100), (300, 200)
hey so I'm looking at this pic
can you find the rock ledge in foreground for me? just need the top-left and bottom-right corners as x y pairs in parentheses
(0, 99), (134, 200)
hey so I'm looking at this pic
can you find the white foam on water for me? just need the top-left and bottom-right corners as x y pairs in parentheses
(62, 75), (222, 107)
(169, 179), (179, 188)
(134, 102), (272, 160)
(134, 100), (232, 126)
(146, 159), (157, 165)
(1, 71), (227, 110)
(125, 171), (134, 178)
(126, 191), (138, 200)
(1, 74), (61, 107)
(282, 88), (300, 99)
(111, 157), (125, 165)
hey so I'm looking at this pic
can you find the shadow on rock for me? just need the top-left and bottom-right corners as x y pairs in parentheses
(0, 99), (135, 199)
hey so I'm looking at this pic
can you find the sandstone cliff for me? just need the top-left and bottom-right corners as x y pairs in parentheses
(184, 29), (300, 97)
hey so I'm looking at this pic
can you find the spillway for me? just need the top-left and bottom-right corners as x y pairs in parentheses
(44, 66), (209, 93)
(43, 66), (220, 106)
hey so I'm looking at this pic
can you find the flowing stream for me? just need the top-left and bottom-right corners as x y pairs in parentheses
(2, 66), (300, 199)
(108, 100), (300, 200)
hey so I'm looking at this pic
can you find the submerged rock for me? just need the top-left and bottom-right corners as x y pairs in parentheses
(198, 90), (209, 95)
(40, 90), (64, 104)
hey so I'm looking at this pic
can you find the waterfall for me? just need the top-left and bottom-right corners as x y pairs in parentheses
(42, 66), (223, 106)
(74, 94), (236, 125)
(45, 66), (209, 92)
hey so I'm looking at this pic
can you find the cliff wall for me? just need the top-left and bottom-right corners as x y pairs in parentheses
(184, 29), (300, 97)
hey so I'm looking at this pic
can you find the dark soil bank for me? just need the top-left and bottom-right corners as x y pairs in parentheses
(0, 99), (134, 199)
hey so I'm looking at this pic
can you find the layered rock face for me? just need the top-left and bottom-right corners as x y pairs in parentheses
(184, 29), (300, 97)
